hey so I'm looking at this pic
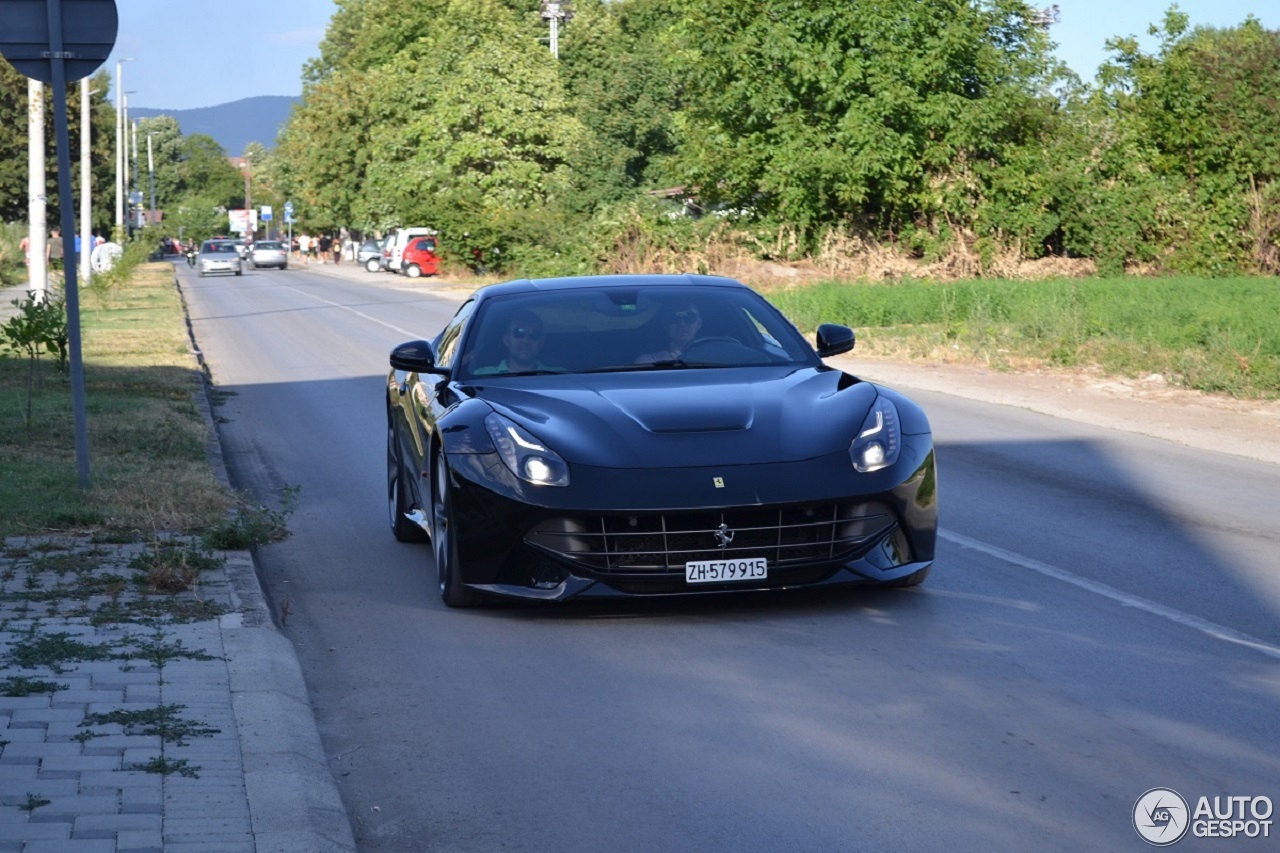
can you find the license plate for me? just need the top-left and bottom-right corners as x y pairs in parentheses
(685, 557), (768, 584)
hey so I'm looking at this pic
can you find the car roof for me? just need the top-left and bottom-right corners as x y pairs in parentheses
(472, 273), (749, 301)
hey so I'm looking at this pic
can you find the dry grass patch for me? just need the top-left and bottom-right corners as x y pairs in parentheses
(1, 263), (235, 540)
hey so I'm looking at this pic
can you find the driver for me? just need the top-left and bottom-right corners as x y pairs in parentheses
(475, 310), (561, 375)
(635, 301), (703, 363)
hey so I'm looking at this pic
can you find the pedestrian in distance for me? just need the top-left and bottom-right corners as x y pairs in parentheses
(47, 229), (63, 271)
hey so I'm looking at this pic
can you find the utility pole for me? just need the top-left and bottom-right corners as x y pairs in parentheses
(242, 155), (252, 240)
(1030, 5), (1061, 27)
(147, 133), (155, 227)
(28, 79), (47, 301)
(114, 57), (133, 237)
(80, 77), (93, 284)
(540, 2), (573, 59)
(130, 117), (138, 234)
(122, 91), (130, 234)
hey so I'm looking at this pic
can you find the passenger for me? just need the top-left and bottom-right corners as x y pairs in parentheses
(635, 301), (703, 363)
(474, 310), (561, 375)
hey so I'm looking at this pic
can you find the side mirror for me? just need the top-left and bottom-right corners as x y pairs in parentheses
(815, 323), (855, 358)
(389, 340), (449, 375)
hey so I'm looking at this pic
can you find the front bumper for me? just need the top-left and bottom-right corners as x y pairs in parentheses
(443, 438), (937, 602)
(200, 261), (240, 275)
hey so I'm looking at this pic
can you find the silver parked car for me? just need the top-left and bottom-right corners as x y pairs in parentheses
(358, 238), (386, 272)
(197, 240), (242, 277)
(250, 240), (288, 270)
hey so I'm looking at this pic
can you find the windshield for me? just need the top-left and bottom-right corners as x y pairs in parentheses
(455, 286), (818, 379)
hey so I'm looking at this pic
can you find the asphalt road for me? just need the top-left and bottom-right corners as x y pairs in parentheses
(181, 262), (1280, 852)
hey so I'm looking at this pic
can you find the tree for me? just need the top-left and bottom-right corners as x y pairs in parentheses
(0, 63), (115, 230)
(360, 0), (586, 263)
(1095, 9), (1280, 272)
(136, 115), (185, 214)
(664, 0), (1059, 240)
(276, 69), (377, 232)
(558, 0), (682, 212)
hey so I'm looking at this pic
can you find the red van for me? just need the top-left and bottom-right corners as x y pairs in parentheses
(400, 235), (440, 278)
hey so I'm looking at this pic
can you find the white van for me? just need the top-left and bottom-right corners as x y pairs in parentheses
(384, 227), (438, 274)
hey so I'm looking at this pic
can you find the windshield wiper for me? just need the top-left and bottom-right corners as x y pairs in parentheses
(587, 360), (732, 372)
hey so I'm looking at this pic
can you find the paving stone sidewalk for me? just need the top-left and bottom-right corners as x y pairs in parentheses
(0, 534), (353, 853)
(2, 267), (354, 852)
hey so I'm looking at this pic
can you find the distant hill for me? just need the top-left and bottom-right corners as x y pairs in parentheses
(129, 96), (299, 156)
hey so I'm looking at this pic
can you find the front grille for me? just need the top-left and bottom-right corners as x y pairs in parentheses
(526, 503), (896, 575)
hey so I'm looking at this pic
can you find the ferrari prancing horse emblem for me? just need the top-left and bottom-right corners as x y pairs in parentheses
(713, 477), (725, 488)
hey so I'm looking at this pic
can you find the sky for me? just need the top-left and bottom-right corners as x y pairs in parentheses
(102, 0), (1279, 111)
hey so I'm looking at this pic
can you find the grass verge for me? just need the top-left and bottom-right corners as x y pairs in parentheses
(0, 262), (235, 540)
(764, 275), (1280, 399)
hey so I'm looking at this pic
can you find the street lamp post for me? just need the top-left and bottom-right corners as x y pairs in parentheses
(114, 57), (134, 237)
(540, 2), (574, 59)
(28, 79), (47, 301)
(80, 78), (92, 283)
(130, 117), (138, 233)
(147, 133), (155, 228)
(242, 154), (252, 240)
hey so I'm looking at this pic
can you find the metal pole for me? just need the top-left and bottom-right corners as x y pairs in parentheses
(47, 0), (92, 489)
(130, 118), (138, 233)
(28, 79), (47, 301)
(147, 133), (155, 228)
(121, 91), (129, 235)
(114, 58), (132, 235)
(80, 78), (92, 284)
(243, 160), (251, 239)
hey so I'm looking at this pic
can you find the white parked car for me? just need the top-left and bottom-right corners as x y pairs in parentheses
(383, 227), (437, 274)
(250, 240), (288, 270)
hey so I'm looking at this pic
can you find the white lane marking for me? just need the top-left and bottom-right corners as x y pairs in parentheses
(282, 285), (421, 338)
(940, 529), (1280, 661)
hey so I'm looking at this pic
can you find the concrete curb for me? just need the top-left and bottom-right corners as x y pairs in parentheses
(174, 268), (357, 852)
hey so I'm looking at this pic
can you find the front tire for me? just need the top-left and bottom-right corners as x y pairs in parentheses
(388, 419), (427, 543)
(889, 565), (931, 588)
(405, 264), (422, 279)
(433, 451), (481, 608)
(365, 258), (382, 273)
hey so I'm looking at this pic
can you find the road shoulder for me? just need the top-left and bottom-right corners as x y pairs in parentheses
(832, 355), (1280, 466)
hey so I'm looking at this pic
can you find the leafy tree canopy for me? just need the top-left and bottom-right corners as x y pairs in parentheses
(664, 0), (1060, 237)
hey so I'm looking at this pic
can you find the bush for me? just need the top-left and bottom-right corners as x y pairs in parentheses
(0, 222), (29, 287)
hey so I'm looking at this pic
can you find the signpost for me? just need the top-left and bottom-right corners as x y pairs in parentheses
(0, 0), (119, 490)
(228, 209), (258, 235)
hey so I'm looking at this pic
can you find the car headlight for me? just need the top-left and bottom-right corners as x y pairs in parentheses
(484, 413), (569, 487)
(849, 396), (901, 473)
